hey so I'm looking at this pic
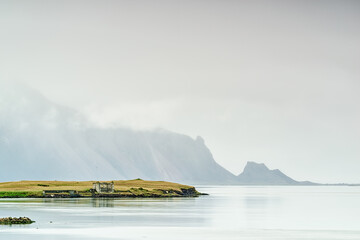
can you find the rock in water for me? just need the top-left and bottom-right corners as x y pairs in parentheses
(0, 217), (34, 225)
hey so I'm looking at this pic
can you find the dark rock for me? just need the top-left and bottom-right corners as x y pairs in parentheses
(0, 217), (34, 225)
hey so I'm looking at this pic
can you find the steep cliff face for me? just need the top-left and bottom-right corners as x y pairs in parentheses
(0, 84), (237, 184)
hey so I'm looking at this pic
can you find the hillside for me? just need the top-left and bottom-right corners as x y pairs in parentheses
(0, 84), (323, 186)
(0, 84), (237, 184)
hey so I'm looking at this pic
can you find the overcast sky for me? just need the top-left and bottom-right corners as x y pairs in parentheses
(1, 0), (359, 183)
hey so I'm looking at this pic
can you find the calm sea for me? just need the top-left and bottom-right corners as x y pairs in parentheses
(1, 186), (360, 239)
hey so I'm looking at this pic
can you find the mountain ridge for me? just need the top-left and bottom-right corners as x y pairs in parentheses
(0, 83), (343, 185)
(0, 84), (237, 184)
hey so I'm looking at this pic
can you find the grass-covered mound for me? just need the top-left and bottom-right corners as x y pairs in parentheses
(0, 217), (34, 225)
(0, 179), (202, 198)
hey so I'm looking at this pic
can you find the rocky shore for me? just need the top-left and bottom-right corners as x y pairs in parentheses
(0, 217), (34, 225)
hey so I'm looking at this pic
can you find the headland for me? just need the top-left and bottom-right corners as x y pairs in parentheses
(0, 179), (204, 198)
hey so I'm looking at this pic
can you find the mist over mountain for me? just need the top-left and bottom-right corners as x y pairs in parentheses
(0, 83), (323, 185)
(0, 84), (237, 184)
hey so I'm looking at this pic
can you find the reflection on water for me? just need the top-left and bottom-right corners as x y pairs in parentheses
(91, 199), (115, 208)
(1, 186), (360, 239)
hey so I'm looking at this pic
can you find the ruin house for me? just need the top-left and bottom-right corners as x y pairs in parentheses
(92, 182), (114, 193)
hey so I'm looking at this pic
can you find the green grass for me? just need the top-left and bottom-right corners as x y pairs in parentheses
(0, 179), (201, 198)
(0, 191), (42, 198)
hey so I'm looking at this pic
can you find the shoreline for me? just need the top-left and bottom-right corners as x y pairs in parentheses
(0, 179), (206, 199)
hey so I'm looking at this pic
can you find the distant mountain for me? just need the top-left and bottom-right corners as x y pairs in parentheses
(237, 161), (317, 185)
(0, 83), (326, 185)
(0, 83), (237, 184)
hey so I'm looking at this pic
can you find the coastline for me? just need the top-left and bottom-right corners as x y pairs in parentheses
(0, 179), (205, 198)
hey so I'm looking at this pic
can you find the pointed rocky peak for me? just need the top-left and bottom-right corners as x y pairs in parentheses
(195, 136), (205, 145)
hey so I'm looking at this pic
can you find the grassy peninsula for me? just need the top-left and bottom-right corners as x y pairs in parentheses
(0, 179), (202, 198)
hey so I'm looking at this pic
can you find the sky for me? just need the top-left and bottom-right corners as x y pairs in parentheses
(0, 0), (359, 183)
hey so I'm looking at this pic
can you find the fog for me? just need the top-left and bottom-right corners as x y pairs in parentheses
(0, 0), (359, 183)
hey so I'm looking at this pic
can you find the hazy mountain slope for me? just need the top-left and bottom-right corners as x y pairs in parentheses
(0, 84), (237, 184)
(237, 161), (316, 185)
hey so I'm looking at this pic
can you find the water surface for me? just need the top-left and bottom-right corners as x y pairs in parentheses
(1, 186), (359, 239)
